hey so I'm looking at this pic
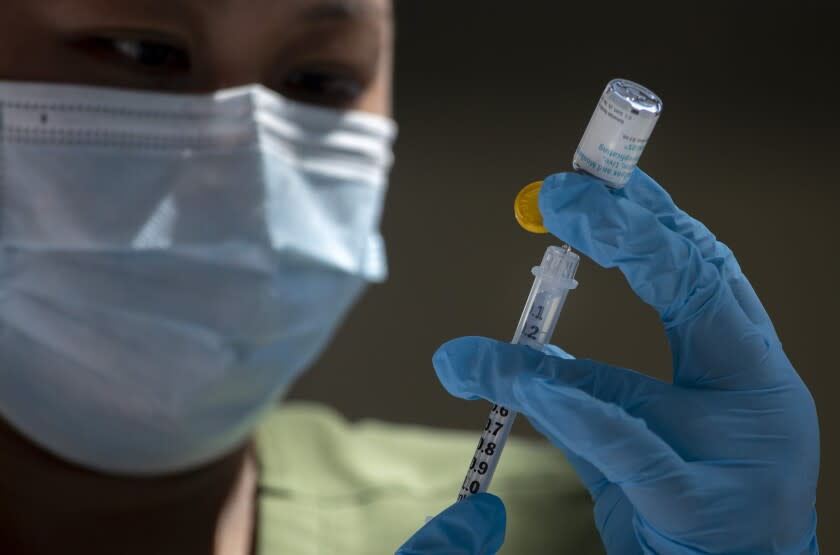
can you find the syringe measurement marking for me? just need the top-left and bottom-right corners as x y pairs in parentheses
(458, 403), (510, 500)
(516, 291), (556, 350)
(457, 298), (550, 500)
(520, 299), (547, 347)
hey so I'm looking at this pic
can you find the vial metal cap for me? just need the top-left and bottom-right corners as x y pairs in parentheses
(606, 78), (663, 117)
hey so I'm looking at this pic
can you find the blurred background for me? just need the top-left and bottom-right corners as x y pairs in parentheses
(290, 1), (838, 551)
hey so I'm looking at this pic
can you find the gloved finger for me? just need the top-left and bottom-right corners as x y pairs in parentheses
(664, 285), (792, 390)
(538, 171), (722, 327)
(434, 337), (667, 416)
(537, 172), (787, 388)
(610, 173), (787, 388)
(433, 337), (686, 489)
(591, 485), (643, 555)
(620, 169), (777, 339)
(621, 169), (733, 272)
(432, 336), (669, 408)
(520, 392), (690, 526)
(541, 342), (573, 359)
(538, 343), (612, 492)
(395, 493), (505, 555)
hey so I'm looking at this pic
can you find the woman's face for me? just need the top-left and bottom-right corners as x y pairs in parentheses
(0, 0), (393, 115)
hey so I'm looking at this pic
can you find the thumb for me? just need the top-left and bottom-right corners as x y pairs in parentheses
(433, 336), (667, 413)
(395, 493), (506, 555)
(433, 337), (686, 489)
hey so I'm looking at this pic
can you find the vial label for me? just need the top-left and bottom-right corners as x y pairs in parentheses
(572, 84), (661, 188)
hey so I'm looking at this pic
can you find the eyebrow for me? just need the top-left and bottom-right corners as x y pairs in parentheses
(300, 0), (384, 23)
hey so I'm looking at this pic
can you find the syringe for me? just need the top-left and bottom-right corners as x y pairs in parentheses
(456, 244), (580, 500)
(455, 78), (660, 502)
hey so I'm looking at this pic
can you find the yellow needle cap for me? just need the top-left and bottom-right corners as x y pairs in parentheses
(514, 181), (548, 234)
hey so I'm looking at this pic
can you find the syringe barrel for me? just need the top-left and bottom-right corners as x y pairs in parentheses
(512, 245), (580, 349)
(457, 245), (579, 501)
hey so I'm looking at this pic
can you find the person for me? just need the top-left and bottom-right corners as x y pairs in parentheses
(0, 1), (819, 554)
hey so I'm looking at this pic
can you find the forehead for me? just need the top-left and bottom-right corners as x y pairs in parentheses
(39, 0), (391, 26)
(190, 0), (390, 20)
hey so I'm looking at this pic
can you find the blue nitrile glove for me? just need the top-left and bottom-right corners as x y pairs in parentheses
(395, 493), (506, 555)
(431, 170), (820, 554)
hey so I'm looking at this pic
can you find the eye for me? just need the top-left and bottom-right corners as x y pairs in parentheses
(281, 67), (365, 108)
(75, 35), (190, 72)
(111, 38), (189, 69)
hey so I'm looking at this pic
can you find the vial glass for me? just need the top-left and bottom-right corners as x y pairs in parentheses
(572, 78), (663, 188)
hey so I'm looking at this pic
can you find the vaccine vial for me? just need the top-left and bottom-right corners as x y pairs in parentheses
(572, 78), (663, 188)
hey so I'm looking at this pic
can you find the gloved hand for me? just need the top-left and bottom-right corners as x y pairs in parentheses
(430, 170), (820, 554)
(395, 493), (506, 555)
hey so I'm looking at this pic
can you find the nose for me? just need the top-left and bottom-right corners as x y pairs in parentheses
(186, 13), (275, 93)
(188, 54), (264, 94)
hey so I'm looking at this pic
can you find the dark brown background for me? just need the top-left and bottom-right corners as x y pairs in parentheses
(290, 2), (838, 551)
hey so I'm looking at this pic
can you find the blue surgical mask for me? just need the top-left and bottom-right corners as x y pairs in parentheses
(0, 82), (396, 474)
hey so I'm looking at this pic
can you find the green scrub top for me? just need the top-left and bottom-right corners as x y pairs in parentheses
(253, 402), (604, 554)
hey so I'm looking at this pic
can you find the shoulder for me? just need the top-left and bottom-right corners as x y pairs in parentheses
(253, 402), (602, 554)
